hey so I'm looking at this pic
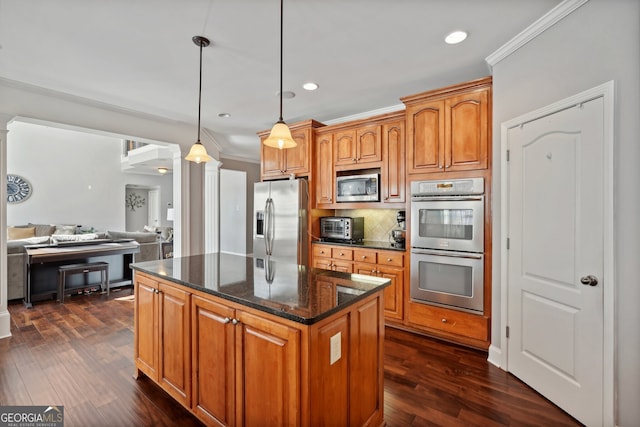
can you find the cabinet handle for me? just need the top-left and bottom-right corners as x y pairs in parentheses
(376, 270), (381, 275)
(320, 250), (325, 254)
(361, 255), (367, 259)
(339, 252), (344, 256)
(232, 318), (240, 325)
(371, 269), (376, 274)
(154, 288), (160, 294)
(442, 318), (447, 323)
(223, 317), (231, 324)
(387, 258), (392, 262)
(439, 165), (443, 169)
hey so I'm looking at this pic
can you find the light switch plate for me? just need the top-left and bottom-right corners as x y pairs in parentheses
(330, 332), (341, 365)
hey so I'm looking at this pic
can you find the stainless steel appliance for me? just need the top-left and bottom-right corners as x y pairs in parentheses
(320, 217), (364, 243)
(410, 178), (485, 313)
(336, 173), (379, 202)
(253, 178), (309, 265)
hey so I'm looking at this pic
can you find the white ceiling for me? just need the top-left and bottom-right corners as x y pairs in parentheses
(0, 0), (562, 162)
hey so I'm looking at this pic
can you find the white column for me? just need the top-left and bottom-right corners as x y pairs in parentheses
(204, 159), (222, 254)
(0, 115), (13, 339)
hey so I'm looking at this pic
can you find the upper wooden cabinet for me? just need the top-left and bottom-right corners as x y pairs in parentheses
(381, 119), (405, 203)
(315, 131), (334, 207)
(259, 120), (324, 181)
(402, 76), (491, 175)
(335, 124), (382, 168)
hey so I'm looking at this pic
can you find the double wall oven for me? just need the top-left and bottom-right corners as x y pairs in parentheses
(410, 178), (485, 314)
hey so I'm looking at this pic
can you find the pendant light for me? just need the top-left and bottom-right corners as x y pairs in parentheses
(185, 35), (213, 163)
(263, 0), (297, 150)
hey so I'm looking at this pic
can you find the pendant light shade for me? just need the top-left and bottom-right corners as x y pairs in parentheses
(186, 35), (213, 164)
(263, 0), (296, 150)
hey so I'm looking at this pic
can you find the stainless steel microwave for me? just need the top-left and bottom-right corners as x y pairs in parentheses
(336, 173), (379, 202)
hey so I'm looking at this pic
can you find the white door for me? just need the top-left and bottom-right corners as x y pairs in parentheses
(507, 97), (604, 425)
(148, 189), (160, 227)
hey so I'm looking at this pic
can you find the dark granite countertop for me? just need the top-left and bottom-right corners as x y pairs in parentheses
(313, 239), (406, 252)
(131, 253), (390, 325)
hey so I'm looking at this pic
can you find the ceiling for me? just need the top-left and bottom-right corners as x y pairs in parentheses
(0, 0), (562, 163)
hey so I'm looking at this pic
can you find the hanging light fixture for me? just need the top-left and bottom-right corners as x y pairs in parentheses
(263, 0), (297, 150)
(185, 35), (213, 163)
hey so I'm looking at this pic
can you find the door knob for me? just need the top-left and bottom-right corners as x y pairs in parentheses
(580, 275), (598, 286)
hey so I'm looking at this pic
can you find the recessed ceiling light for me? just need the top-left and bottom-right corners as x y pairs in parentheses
(302, 82), (319, 91)
(277, 90), (296, 99)
(445, 30), (468, 45)
(218, 113), (231, 118)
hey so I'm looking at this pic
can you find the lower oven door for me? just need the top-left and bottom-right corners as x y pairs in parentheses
(410, 248), (484, 314)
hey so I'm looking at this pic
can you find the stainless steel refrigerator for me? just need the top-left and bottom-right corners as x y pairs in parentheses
(253, 178), (309, 265)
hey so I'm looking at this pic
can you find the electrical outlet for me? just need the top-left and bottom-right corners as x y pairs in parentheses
(330, 332), (341, 365)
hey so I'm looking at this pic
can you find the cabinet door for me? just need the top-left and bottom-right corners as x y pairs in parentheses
(354, 262), (377, 277)
(191, 295), (236, 427)
(334, 129), (357, 166)
(313, 258), (333, 270)
(355, 124), (382, 164)
(445, 88), (489, 171)
(283, 128), (311, 175)
(378, 265), (403, 321)
(332, 260), (353, 273)
(236, 310), (301, 427)
(260, 139), (285, 178)
(316, 279), (336, 312)
(406, 100), (445, 174)
(158, 282), (191, 406)
(315, 133), (334, 207)
(382, 120), (405, 203)
(134, 274), (159, 380)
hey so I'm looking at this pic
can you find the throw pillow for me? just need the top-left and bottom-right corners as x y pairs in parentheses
(53, 225), (77, 235)
(28, 223), (56, 237)
(51, 233), (98, 243)
(7, 226), (35, 240)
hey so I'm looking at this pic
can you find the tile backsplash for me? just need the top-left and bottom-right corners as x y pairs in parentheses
(336, 209), (404, 243)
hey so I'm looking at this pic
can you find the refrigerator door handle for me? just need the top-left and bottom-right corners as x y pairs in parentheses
(265, 197), (275, 256)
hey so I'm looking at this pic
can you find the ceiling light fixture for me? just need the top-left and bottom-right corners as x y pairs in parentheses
(263, 0), (297, 150)
(157, 167), (169, 174)
(302, 82), (319, 91)
(445, 30), (468, 45)
(185, 35), (213, 164)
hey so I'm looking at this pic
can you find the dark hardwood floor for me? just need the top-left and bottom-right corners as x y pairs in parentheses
(1, 289), (582, 426)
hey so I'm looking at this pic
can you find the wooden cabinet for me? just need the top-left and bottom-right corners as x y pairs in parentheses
(314, 131), (334, 207)
(259, 120), (324, 181)
(134, 270), (386, 427)
(134, 273), (191, 407)
(381, 119), (405, 203)
(403, 76), (491, 175)
(314, 244), (404, 320)
(335, 125), (382, 168)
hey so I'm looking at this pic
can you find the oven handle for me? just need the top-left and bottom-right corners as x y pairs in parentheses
(411, 195), (484, 202)
(411, 248), (483, 260)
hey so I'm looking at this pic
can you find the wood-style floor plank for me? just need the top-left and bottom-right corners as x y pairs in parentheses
(3, 289), (583, 426)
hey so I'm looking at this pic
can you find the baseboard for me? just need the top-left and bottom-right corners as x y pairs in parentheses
(487, 344), (502, 368)
(0, 309), (11, 340)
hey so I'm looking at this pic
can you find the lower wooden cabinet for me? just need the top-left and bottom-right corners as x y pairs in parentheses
(313, 244), (404, 321)
(134, 273), (191, 407)
(134, 271), (385, 427)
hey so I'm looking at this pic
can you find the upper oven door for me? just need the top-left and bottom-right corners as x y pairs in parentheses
(410, 196), (484, 253)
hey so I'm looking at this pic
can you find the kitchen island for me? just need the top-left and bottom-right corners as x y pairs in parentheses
(131, 253), (390, 427)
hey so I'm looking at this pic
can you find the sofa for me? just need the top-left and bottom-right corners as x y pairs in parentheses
(6, 224), (164, 301)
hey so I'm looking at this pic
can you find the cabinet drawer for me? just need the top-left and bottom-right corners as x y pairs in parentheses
(331, 248), (353, 261)
(377, 252), (404, 267)
(354, 249), (376, 264)
(407, 301), (488, 341)
(313, 245), (332, 258)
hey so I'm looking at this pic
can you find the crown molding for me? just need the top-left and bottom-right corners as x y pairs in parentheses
(322, 103), (405, 126)
(485, 0), (590, 68)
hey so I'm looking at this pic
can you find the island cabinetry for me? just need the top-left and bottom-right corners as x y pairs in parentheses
(402, 76), (491, 175)
(314, 131), (334, 208)
(259, 120), (324, 181)
(314, 244), (404, 321)
(134, 273), (191, 407)
(334, 124), (382, 169)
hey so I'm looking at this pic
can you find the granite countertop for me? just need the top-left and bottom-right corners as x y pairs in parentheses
(131, 253), (390, 325)
(313, 239), (406, 252)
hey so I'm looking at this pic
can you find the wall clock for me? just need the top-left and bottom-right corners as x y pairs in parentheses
(7, 174), (32, 204)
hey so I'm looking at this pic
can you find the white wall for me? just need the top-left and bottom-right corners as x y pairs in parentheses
(7, 121), (172, 231)
(490, 0), (640, 424)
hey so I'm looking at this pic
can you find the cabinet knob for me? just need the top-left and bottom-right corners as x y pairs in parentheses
(387, 258), (392, 262)
(223, 317), (231, 324)
(441, 318), (447, 323)
(232, 318), (240, 325)
(371, 269), (376, 274)
(361, 255), (367, 259)
(339, 252), (344, 256)
(439, 165), (444, 169)
(154, 288), (160, 294)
